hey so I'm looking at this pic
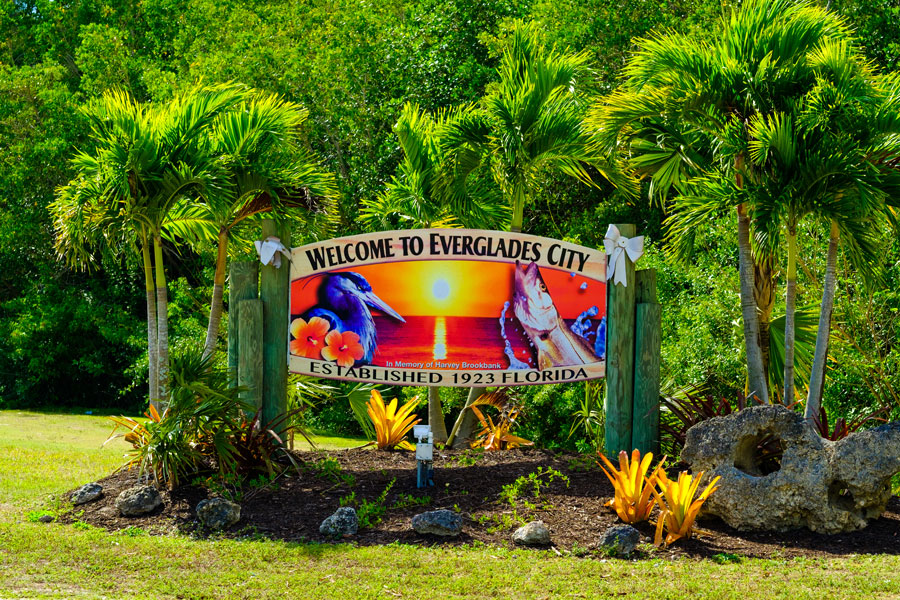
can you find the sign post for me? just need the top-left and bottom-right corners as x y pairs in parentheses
(604, 224), (637, 458)
(261, 219), (290, 432)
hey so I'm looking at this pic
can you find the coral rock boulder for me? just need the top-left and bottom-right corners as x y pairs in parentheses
(682, 405), (900, 534)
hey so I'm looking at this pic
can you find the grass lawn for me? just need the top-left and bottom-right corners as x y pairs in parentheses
(2, 410), (900, 599)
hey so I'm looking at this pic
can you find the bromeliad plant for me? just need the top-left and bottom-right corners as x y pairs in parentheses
(469, 391), (533, 451)
(598, 449), (666, 524)
(813, 405), (888, 441)
(366, 389), (421, 451)
(653, 471), (721, 547)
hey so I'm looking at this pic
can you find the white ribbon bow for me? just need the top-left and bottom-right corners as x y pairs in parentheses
(603, 224), (644, 287)
(254, 236), (291, 268)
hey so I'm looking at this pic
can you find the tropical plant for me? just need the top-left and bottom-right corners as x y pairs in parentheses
(105, 404), (203, 489)
(469, 391), (533, 451)
(442, 21), (631, 234)
(226, 407), (308, 476)
(372, 21), (630, 443)
(746, 61), (900, 407)
(360, 103), (508, 231)
(52, 85), (244, 408)
(597, 449), (665, 524)
(105, 404), (164, 466)
(813, 405), (888, 441)
(767, 307), (819, 399)
(106, 345), (308, 486)
(659, 385), (790, 473)
(346, 383), (380, 440)
(366, 389), (421, 451)
(568, 381), (605, 453)
(591, 0), (879, 404)
(653, 471), (721, 547)
(659, 385), (745, 454)
(184, 92), (338, 359)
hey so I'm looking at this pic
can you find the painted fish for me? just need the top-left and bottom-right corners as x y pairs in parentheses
(512, 261), (597, 370)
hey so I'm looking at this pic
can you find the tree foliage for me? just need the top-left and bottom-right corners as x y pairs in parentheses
(1, 0), (899, 453)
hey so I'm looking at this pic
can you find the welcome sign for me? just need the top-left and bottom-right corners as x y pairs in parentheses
(288, 230), (606, 386)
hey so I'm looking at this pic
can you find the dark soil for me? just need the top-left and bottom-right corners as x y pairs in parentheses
(63, 447), (900, 560)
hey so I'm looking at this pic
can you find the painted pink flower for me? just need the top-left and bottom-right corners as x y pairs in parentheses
(321, 330), (365, 367)
(290, 317), (330, 359)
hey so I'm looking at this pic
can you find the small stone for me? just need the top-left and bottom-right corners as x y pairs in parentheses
(196, 498), (241, 530)
(600, 524), (640, 556)
(319, 507), (358, 538)
(412, 509), (462, 537)
(71, 483), (103, 505)
(512, 520), (551, 546)
(115, 485), (162, 517)
(38, 515), (53, 523)
(98, 507), (117, 519)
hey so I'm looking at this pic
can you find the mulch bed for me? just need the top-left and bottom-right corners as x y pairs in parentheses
(62, 447), (900, 560)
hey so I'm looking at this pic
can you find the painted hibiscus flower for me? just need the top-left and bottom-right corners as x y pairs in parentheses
(289, 317), (330, 359)
(321, 330), (365, 367)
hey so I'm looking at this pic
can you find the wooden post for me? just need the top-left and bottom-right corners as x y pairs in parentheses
(633, 269), (661, 455)
(237, 299), (264, 414)
(227, 261), (259, 383)
(604, 223), (637, 458)
(261, 219), (290, 431)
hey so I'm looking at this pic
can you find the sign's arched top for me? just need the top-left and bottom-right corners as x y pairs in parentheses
(288, 229), (606, 387)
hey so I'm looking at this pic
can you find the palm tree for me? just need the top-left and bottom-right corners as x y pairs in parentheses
(439, 22), (630, 446)
(360, 103), (509, 442)
(180, 92), (339, 360)
(52, 85), (243, 409)
(439, 21), (630, 234)
(590, 0), (864, 403)
(360, 103), (508, 230)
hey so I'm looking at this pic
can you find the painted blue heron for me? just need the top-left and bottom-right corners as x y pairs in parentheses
(302, 272), (405, 363)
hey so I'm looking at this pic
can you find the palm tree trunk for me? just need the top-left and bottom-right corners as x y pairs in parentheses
(783, 225), (798, 405)
(754, 254), (776, 389)
(141, 234), (159, 411)
(737, 203), (769, 403)
(510, 182), (526, 233)
(805, 220), (839, 424)
(446, 386), (482, 448)
(203, 228), (229, 360)
(154, 235), (170, 407)
(427, 387), (448, 443)
(448, 185), (528, 448)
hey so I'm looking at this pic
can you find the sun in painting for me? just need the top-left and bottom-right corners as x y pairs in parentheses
(432, 278), (451, 301)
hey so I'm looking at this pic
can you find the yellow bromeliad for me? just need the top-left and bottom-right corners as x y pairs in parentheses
(366, 389), (421, 451)
(598, 449), (666, 524)
(652, 470), (721, 547)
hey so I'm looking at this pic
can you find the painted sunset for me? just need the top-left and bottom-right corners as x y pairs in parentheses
(289, 259), (607, 371)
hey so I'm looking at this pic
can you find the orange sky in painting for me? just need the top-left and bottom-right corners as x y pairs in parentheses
(290, 259), (606, 319)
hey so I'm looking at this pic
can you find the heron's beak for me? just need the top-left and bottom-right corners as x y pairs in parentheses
(362, 291), (406, 323)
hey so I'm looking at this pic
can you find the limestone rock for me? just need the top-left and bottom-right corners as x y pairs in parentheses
(412, 509), (462, 537)
(98, 507), (118, 519)
(115, 485), (162, 517)
(600, 524), (640, 556)
(682, 405), (900, 534)
(196, 498), (241, 530)
(512, 520), (551, 545)
(71, 483), (103, 505)
(320, 507), (358, 538)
